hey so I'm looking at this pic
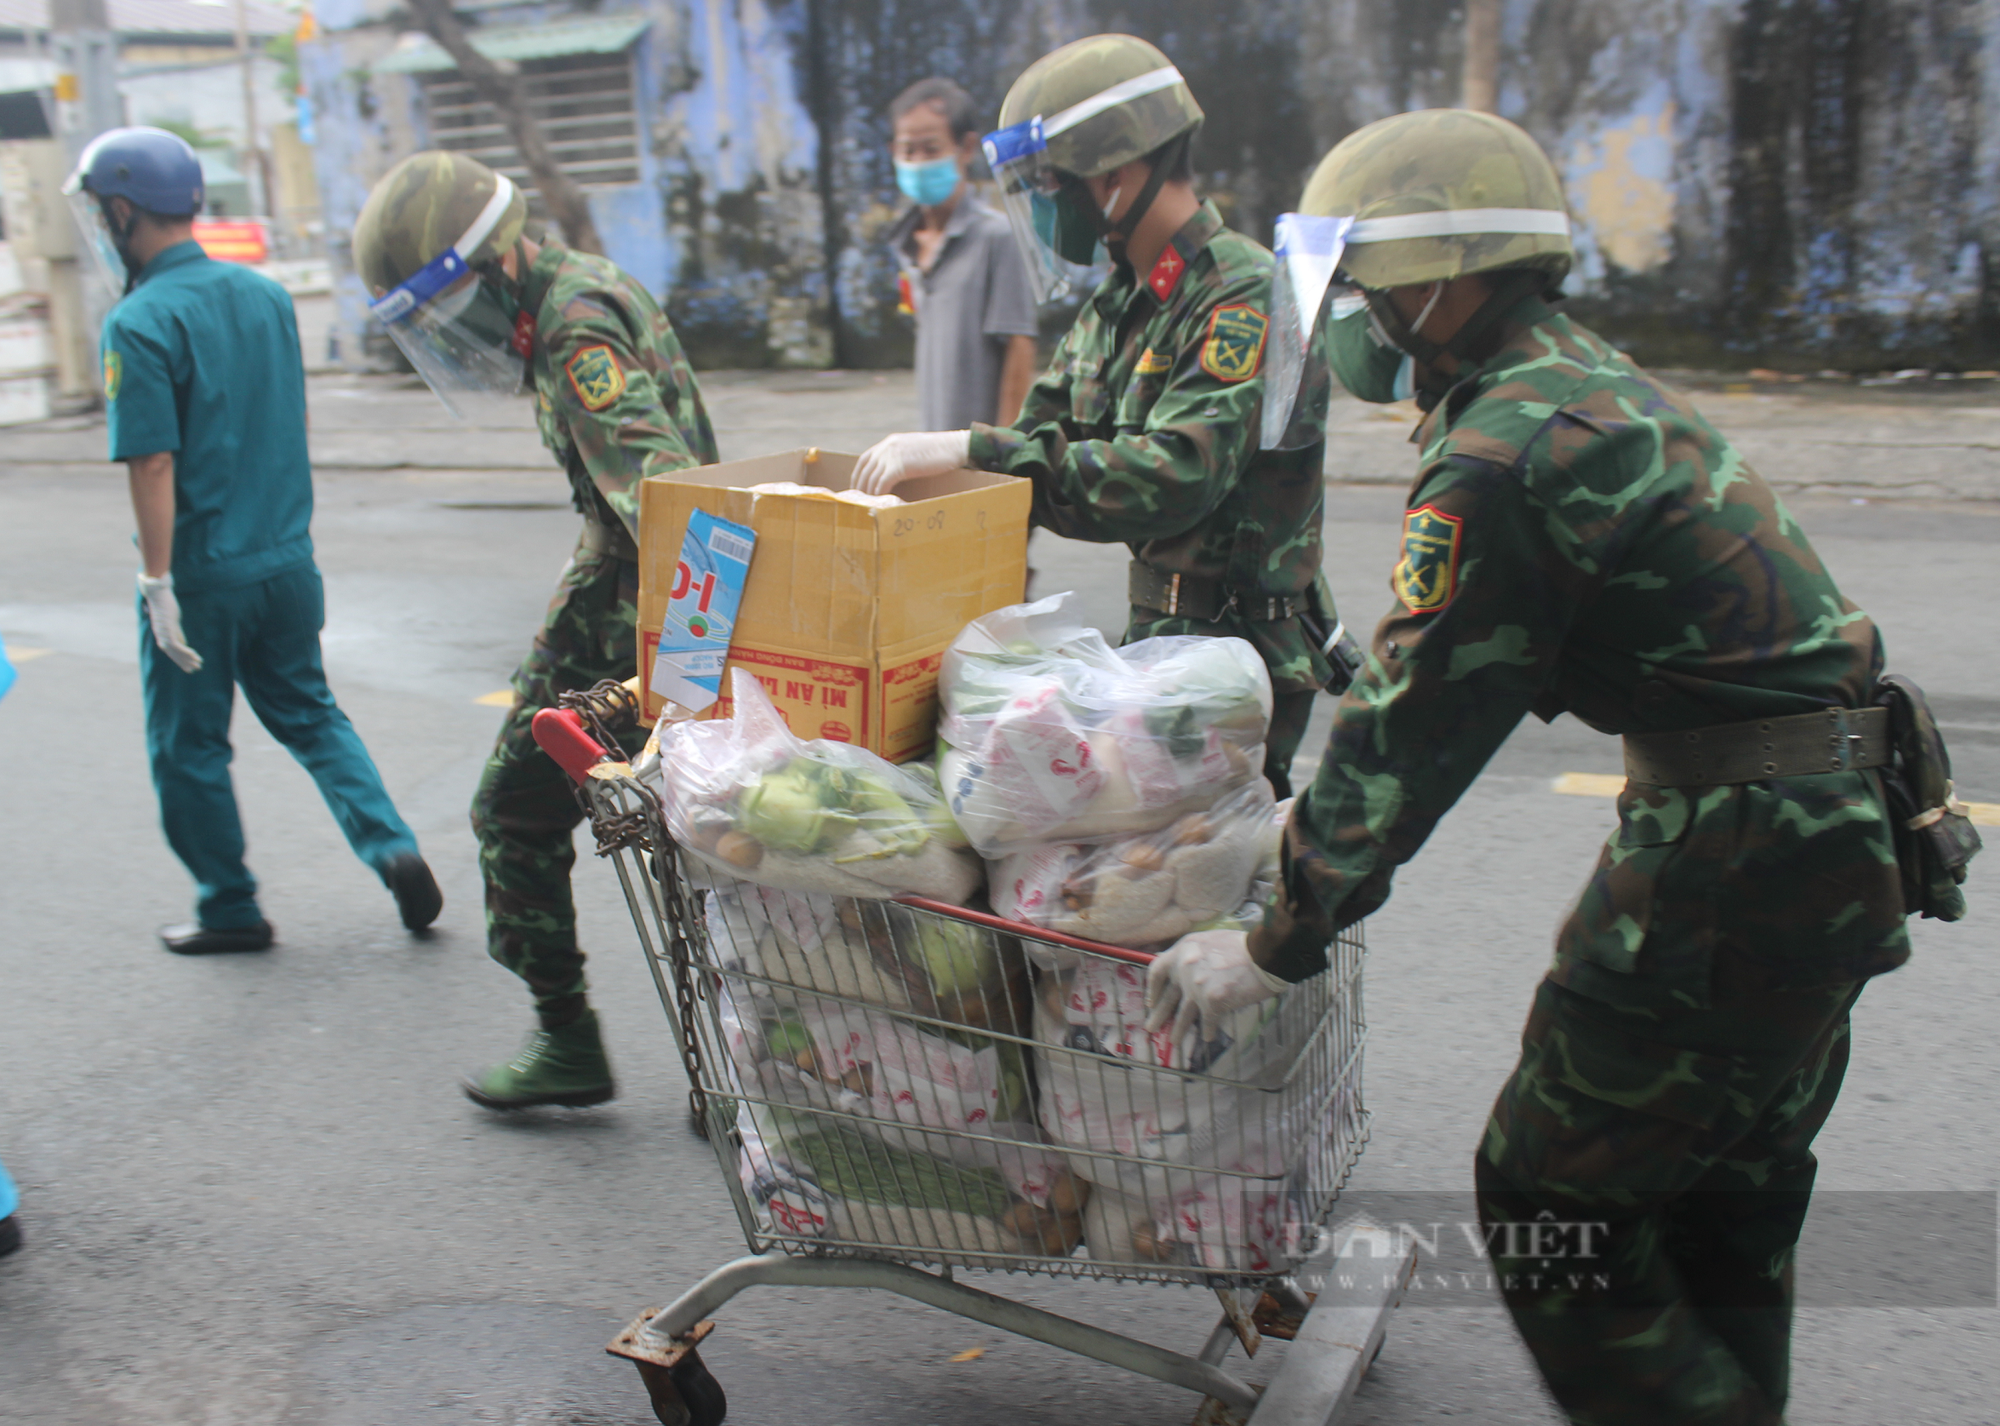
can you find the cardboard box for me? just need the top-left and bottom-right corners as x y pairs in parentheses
(638, 448), (1031, 762)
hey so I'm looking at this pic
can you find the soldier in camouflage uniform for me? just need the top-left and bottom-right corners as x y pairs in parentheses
(854, 35), (1332, 795)
(354, 153), (718, 1109)
(1145, 111), (1910, 1425)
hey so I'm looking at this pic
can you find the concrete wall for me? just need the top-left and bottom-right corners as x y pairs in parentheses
(304, 0), (2000, 372)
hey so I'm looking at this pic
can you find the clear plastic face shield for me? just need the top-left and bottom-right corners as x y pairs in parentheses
(982, 65), (1188, 304)
(1260, 206), (1575, 446)
(982, 117), (1100, 304)
(1261, 213), (1350, 450)
(61, 136), (150, 299)
(367, 175), (530, 422)
(64, 188), (135, 298)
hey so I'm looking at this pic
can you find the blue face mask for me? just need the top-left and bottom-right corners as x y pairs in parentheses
(895, 156), (961, 207)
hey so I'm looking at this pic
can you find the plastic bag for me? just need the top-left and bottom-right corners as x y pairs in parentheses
(659, 669), (982, 901)
(1028, 953), (1322, 1270)
(989, 782), (1276, 947)
(937, 594), (1272, 854)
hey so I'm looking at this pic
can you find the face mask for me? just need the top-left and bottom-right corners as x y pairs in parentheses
(1322, 302), (1415, 404)
(895, 156), (961, 207)
(1030, 186), (1106, 267)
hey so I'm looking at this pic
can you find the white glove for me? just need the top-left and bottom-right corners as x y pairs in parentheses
(1144, 929), (1289, 1045)
(853, 430), (972, 496)
(137, 573), (203, 673)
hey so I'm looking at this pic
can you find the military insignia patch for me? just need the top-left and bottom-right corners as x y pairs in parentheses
(1393, 504), (1463, 612)
(1199, 304), (1268, 382)
(565, 345), (625, 411)
(1134, 348), (1172, 375)
(103, 351), (122, 401)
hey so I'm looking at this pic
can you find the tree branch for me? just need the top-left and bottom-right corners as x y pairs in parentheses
(403, 0), (603, 254)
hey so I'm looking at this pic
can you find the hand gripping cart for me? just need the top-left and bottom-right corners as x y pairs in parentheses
(535, 685), (1409, 1426)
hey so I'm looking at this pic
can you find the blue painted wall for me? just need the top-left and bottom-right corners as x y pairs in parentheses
(305, 0), (2000, 371)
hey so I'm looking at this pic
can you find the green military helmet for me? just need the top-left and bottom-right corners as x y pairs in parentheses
(1299, 109), (1572, 290)
(352, 150), (527, 297)
(999, 33), (1202, 179)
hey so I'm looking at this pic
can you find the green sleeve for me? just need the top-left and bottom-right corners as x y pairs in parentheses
(543, 293), (705, 537)
(968, 280), (1266, 545)
(1248, 458), (1592, 980)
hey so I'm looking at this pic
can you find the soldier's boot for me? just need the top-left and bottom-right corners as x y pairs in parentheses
(463, 1008), (616, 1110)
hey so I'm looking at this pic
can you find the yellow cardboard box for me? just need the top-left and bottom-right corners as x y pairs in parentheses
(638, 448), (1030, 762)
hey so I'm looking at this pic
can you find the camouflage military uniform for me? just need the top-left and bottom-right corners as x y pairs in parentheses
(471, 241), (718, 1027)
(1249, 301), (1909, 1425)
(966, 200), (1330, 793)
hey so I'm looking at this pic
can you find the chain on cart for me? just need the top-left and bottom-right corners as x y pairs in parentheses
(536, 689), (1390, 1426)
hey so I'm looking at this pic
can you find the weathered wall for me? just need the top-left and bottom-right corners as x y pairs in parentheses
(306, 0), (2000, 371)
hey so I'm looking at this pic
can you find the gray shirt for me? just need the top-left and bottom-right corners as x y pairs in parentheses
(890, 189), (1040, 430)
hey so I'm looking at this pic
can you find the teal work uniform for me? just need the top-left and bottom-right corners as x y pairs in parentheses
(104, 239), (420, 930)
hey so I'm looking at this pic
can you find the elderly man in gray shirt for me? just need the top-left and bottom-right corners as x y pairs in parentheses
(886, 77), (1040, 429)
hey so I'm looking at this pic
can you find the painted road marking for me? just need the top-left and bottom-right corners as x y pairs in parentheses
(475, 689), (515, 707)
(1552, 772), (2000, 826)
(6, 646), (53, 662)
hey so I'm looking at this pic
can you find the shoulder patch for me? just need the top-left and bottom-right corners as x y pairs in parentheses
(1392, 504), (1464, 612)
(564, 344), (625, 411)
(1134, 347), (1173, 375)
(103, 351), (122, 401)
(1199, 304), (1268, 383)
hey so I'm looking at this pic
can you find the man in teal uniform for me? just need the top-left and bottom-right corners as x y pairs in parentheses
(68, 127), (440, 954)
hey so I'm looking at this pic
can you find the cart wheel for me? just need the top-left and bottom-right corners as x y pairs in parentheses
(687, 1091), (710, 1140)
(633, 1348), (727, 1426)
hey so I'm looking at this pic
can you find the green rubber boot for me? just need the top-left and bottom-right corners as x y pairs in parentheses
(463, 1009), (616, 1110)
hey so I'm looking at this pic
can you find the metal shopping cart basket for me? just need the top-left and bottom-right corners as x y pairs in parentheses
(535, 687), (1404, 1426)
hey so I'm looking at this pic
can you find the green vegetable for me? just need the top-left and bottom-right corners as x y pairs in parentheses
(782, 1121), (1015, 1217)
(765, 1017), (814, 1060)
(910, 917), (996, 996)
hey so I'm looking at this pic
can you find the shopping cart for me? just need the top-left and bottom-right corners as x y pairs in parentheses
(535, 686), (1394, 1426)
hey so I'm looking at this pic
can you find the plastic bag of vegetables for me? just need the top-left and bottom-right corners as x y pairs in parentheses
(989, 781), (1275, 947)
(658, 669), (982, 901)
(936, 594), (1272, 854)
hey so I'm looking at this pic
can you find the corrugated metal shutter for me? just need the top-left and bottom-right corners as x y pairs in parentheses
(418, 51), (639, 206)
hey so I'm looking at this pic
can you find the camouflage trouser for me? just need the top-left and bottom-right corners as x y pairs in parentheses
(470, 549), (640, 1029)
(1476, 955), (1864, 1426)
(1125, 606), (1321, 797)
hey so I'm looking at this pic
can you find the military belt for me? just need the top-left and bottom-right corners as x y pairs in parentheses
(1128, 561), (1305, 623)
(578, 519), (639, 562)
(1623, 706), (1891, 786)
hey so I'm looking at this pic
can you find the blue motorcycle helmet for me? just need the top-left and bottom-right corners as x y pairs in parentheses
(62, 126), (206, 295)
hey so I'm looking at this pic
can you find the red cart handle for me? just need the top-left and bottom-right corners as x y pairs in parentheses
(894, 894), (1159, 967)
(532, 706), (612, 785)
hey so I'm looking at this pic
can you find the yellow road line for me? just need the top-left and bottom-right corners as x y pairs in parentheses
(6, 646), (53, 662)
(475, 689), (516, 707)
(1551, 772), (1625, 798)
(1552, 771), (2000, 827)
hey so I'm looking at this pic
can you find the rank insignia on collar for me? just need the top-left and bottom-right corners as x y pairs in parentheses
(1199, 303), (1268, 383)
(565, 344), (625, 411)
(1393, 504), (1464, 612)
(1134, 347), (1173, 375)
(1147, 244), (1186, 300)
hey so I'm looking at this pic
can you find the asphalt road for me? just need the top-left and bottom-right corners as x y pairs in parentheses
(0, 373), (1995, 1425)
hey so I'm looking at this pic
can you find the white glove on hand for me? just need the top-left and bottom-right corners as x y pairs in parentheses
(137, 573), (203, 673)
(853, 430), (972, 496)
(1144, 929), (1289, 1046)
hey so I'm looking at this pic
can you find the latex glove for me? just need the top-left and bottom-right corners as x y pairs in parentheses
(853, 430), (971, 496)
(1144, 929), (1288, 1045)
(137, 572), (203, 673)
